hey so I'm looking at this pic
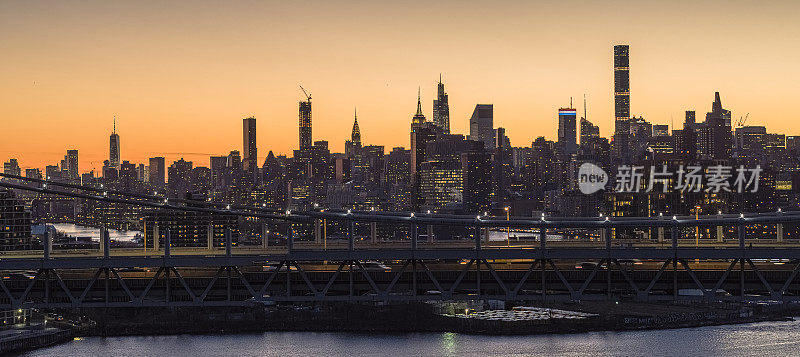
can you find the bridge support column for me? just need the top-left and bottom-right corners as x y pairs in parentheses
(153, 224), (160, 252)
(288, 224), (294, 253)
(657, 227), (664, 243)
(370, 222), (377, 244)
(102, 228), (110, 258)
(207, 224), (214, 250)
(777, 223), (784, 242)
(44, 228), (52, 259)
(314, 219), (322, 244)
(268, 223), (269, 249)
(475, 225), (481, 251)
(410, 222), (417, 251)
(738, 223), (746, 249)
(539, 227), (546, 250)
(717, 225), (724, 243)
(348, 220), (354, 251)
(671, 223), (679, 249)
(99, 227), (106, 257)
(427, 225), (433, 244)
(484, 227), (490, 245)
(164, 228), (171, 258)
(605, 226), (612, 250)
(225, 228), (232, 257)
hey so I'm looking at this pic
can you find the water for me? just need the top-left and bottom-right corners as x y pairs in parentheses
(50, 223), (141, 243)
(19, 319), (800, 356)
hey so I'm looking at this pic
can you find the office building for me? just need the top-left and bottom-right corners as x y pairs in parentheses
(613, 44), (631, 162)
(0, 189), (33, 250)
(148, 157), (166, 190)
(299, 96), (312, 150)
(432, 75), (450, 134)
(243, 117), (257, 174)
(109, 117), (120, 170)
(558, 107), (578, 156)
(469, 104), (494, 150)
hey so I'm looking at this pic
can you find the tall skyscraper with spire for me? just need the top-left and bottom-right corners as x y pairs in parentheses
(613, 44), (631, 162)
(351, 108), (361, 147)
(411, 87), (426, 129)
(432, 74), (450, 134)
(346, 108), (362, 157)
(109, 117), (120, 170)
(243, 116), (257, 174)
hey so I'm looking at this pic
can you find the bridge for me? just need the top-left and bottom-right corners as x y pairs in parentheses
(1, 174), (800, 309)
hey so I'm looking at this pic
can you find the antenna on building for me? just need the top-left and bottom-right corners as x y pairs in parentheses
(583, 94), (587, 120)
(570, 97), (573, 109)
(113, 116), (116, 134)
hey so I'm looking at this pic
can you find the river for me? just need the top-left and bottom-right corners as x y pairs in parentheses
(18, 319), (800, 356)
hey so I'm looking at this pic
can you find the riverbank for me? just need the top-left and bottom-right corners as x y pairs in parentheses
(59, 300), (798, 337)
(0, 324), (74, 355)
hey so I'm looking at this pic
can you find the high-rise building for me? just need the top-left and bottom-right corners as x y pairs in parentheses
(469, 104), (494, 150)
(2, 159), (20, 177)
(65, 150), (79, 180)
(580, 118), (600, 147)
(495, 127), (510, 149)
(653, 125), (669, 137)
(411, 88), (426, 129)
(148, 157), (166, 190)
(558, 107), (578, 156)
(0, 189), (33, 250)
(705, 92), (733, 160)
(613, 45), (631, 162)
(299, 96), (312, 150)
(432, 75), (450, 134)
(25, 169), (42, 180)
(346, 109), (362, 157)
(243, 117), (257, 174)
(109, 117), (120, 170)
(462, 150), (492, 214)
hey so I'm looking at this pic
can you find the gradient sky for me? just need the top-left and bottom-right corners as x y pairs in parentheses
(2, 0), (800, 173)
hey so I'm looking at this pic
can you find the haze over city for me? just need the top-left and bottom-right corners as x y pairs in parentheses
(3, 0), (800, 172)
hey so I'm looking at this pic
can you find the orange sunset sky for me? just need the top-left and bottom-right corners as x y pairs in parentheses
(2, 0), (800, 173)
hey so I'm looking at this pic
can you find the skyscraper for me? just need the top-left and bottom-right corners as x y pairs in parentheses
(613, 45), (631, 162)
(705, 92), (733, 160)
(580, 118), (600, 147)
(62, 150), (79, 181)
(346, 108), (362, 157)
(469, 104), (494, 150)
(109, 117), (120, 170)
(558, 107), (578, 156)
(411, 88), (426, 128)
(432, 75), (450, 134)
(243, 117), (257, 173)
(148, 157), (166, 190)
(299, 94), (312, 150)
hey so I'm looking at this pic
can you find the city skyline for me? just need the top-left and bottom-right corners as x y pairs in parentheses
(3, 1), (800, 171)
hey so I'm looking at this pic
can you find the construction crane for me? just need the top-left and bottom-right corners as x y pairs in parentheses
(736, 113), (749, 127)
(299, 85), (311, 101)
